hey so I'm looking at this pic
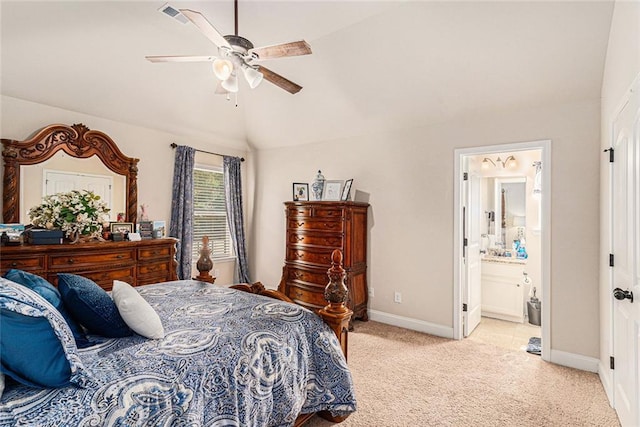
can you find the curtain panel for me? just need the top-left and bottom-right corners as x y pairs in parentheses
(169, 145), (195, 280)
(223, 156), (250, 283)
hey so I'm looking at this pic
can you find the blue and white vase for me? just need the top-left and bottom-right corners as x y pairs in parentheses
(311, 170), (325, 200)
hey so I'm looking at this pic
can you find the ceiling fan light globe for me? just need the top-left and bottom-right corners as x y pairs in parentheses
(212, 58), (233, 80)
(221, 74), (239, 93)
(243, 66), (264, 89)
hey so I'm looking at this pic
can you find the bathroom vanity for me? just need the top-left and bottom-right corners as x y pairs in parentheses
(481, 256), (527, 322)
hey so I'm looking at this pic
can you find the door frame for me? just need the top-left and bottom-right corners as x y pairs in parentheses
(453, 139), (551, 361)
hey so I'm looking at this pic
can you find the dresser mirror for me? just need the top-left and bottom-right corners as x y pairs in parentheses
(1, 123), (139, 224)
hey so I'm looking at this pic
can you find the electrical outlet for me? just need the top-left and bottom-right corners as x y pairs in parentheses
(394, 292), (402, 303)
(369, 288), (375, 298)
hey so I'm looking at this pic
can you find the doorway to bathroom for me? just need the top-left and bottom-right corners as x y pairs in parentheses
(453, 140), (550, 361)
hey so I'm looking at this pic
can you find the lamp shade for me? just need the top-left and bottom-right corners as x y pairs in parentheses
(242, 66), (263, 89)
(212, 58), (233, 80)
(221, 73), (239, 93)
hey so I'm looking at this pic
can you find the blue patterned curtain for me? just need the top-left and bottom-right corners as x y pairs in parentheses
(223, 156), (250, 283)
(169, 145), (195, 280)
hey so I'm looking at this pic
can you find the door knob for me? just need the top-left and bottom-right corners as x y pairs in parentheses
(613, 288), (634, 303)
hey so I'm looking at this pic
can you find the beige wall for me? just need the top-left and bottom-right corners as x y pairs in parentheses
(251, 98), (601, 358)
(1, 95), (249, 285)
(599, 0), (640, 394)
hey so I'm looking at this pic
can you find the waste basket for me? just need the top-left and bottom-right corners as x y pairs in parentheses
(527, 288), (541, 326)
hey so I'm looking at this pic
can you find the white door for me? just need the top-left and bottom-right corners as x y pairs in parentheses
(44, 170), (113, 208)
(463, 171), (482, 336)
(611, 77), (639, 427)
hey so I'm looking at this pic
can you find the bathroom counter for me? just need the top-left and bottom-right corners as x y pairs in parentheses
(482, 255), (527, 265)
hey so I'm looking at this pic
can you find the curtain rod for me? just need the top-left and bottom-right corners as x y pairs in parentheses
(170, 143), (245, 162)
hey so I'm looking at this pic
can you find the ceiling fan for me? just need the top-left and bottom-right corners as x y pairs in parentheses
(146, 1), (312, 96)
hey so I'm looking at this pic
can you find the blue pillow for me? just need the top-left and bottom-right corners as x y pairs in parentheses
(57, 273), (133, 338)
(0, 277), (93, 388)
(3, 269), (93, 348)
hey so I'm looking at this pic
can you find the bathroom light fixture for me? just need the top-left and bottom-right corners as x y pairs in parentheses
(481, 155), (517, 169)
(481, 158), (496, 169)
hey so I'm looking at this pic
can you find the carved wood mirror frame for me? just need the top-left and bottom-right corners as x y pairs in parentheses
(1, 123), (139, 224)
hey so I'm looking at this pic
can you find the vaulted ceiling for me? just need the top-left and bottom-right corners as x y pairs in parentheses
(1, 1), (614, 151)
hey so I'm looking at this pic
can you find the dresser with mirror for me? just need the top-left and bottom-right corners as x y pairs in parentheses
(1, 123), (178, 288)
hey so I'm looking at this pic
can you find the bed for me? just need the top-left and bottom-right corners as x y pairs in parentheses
(0, 250), (356, 426)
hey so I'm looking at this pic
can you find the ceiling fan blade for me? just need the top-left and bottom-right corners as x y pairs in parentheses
(257, 65), (302, 94)
(250, 40), (312, 60)
(146, 55), (215, 63)
(179, 9), (231, 49)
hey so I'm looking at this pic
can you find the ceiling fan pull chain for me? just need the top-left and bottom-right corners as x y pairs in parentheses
(235, 93), (238, 108)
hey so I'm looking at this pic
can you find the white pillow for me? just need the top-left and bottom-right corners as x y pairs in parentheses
(111, 280), (164, 339)
(0, 372), (4, 400)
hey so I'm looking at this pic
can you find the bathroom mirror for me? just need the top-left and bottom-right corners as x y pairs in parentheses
(2, 123), (139, 224)
(495, 177), (526, 247)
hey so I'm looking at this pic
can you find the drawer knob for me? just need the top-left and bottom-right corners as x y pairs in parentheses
(116, 254), (124, 259)
(67, 258), (74, 264)
(295, 236), (304, 241)
(11, 262), (18, 267)
(296, 222), (304, 227)
(295, 252), (304, 259)
(294, 290), (303, 298)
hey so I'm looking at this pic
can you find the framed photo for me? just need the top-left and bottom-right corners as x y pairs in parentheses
(110, 222), (134, 234)
(322, 180), (343, 201)
(341, 179), (353, 201)
(292, 183), (309, 201)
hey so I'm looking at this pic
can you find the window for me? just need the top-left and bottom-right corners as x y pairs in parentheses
(192, 166), (233, 260)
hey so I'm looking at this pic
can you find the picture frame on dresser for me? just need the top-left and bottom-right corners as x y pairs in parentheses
(110, 222), (134, 234)
(292, 183), (309, 201)
(341, 179), (353, 201)
(321, 180), (343, 201)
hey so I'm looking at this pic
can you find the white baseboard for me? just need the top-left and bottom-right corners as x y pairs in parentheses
(598, 362), (615, 406)
(549, 349), (599, 373)
(368, 309), (454, 339)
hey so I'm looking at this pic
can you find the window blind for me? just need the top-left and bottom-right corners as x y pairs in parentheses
(192, 166), (232, 260)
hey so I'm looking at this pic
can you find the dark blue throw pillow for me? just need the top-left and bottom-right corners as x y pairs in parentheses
(57, 273), (132, 338)
(3, 269), (93, 348)
(0, 309), (72, 387)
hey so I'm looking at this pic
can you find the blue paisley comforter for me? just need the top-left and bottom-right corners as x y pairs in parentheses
(0, 280), (356, 426)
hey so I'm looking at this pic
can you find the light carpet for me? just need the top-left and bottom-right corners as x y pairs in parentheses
(307, 321), (619, 427)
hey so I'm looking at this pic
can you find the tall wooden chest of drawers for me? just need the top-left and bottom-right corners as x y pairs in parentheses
(278, 201), (369, 320)
(0, 238), (178, 291)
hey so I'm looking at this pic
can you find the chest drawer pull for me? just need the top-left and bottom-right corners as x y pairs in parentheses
(295, 252), (304, 259)
(295, 236), (304, 241)
(116, 254), (125, 259)
(67, 258), (75, 264)
(11, 262), (18, 267)
(294, 290), (303, 298)
(295, 222), (304, 227)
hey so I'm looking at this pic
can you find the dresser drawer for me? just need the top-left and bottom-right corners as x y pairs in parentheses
(287, 232), (343, 248)
(287, 266), (330, 287)
(286, 284), (326, 308)
(138, 246), (172, 261)
(312, 207), (345, 218)
(1, 255), (46, 272)
(49, 267), (135, 291)
(288, 219), (343, 232)
(49, 250), (136, 269)
(287, 247), (333, 266)
(138, 261), (170, 279)
(287, 206), (312, 217)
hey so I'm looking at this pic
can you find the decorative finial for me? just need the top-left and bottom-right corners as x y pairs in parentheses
(324, 249), (349, 311)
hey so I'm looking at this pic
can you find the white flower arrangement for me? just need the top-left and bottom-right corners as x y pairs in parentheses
(29, 190), (110, 238)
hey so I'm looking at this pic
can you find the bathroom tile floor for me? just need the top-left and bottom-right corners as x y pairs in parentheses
(468, 316), (541, 352)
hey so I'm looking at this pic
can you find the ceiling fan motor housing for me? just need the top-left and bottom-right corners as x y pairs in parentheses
(223, 35), (254, 53)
